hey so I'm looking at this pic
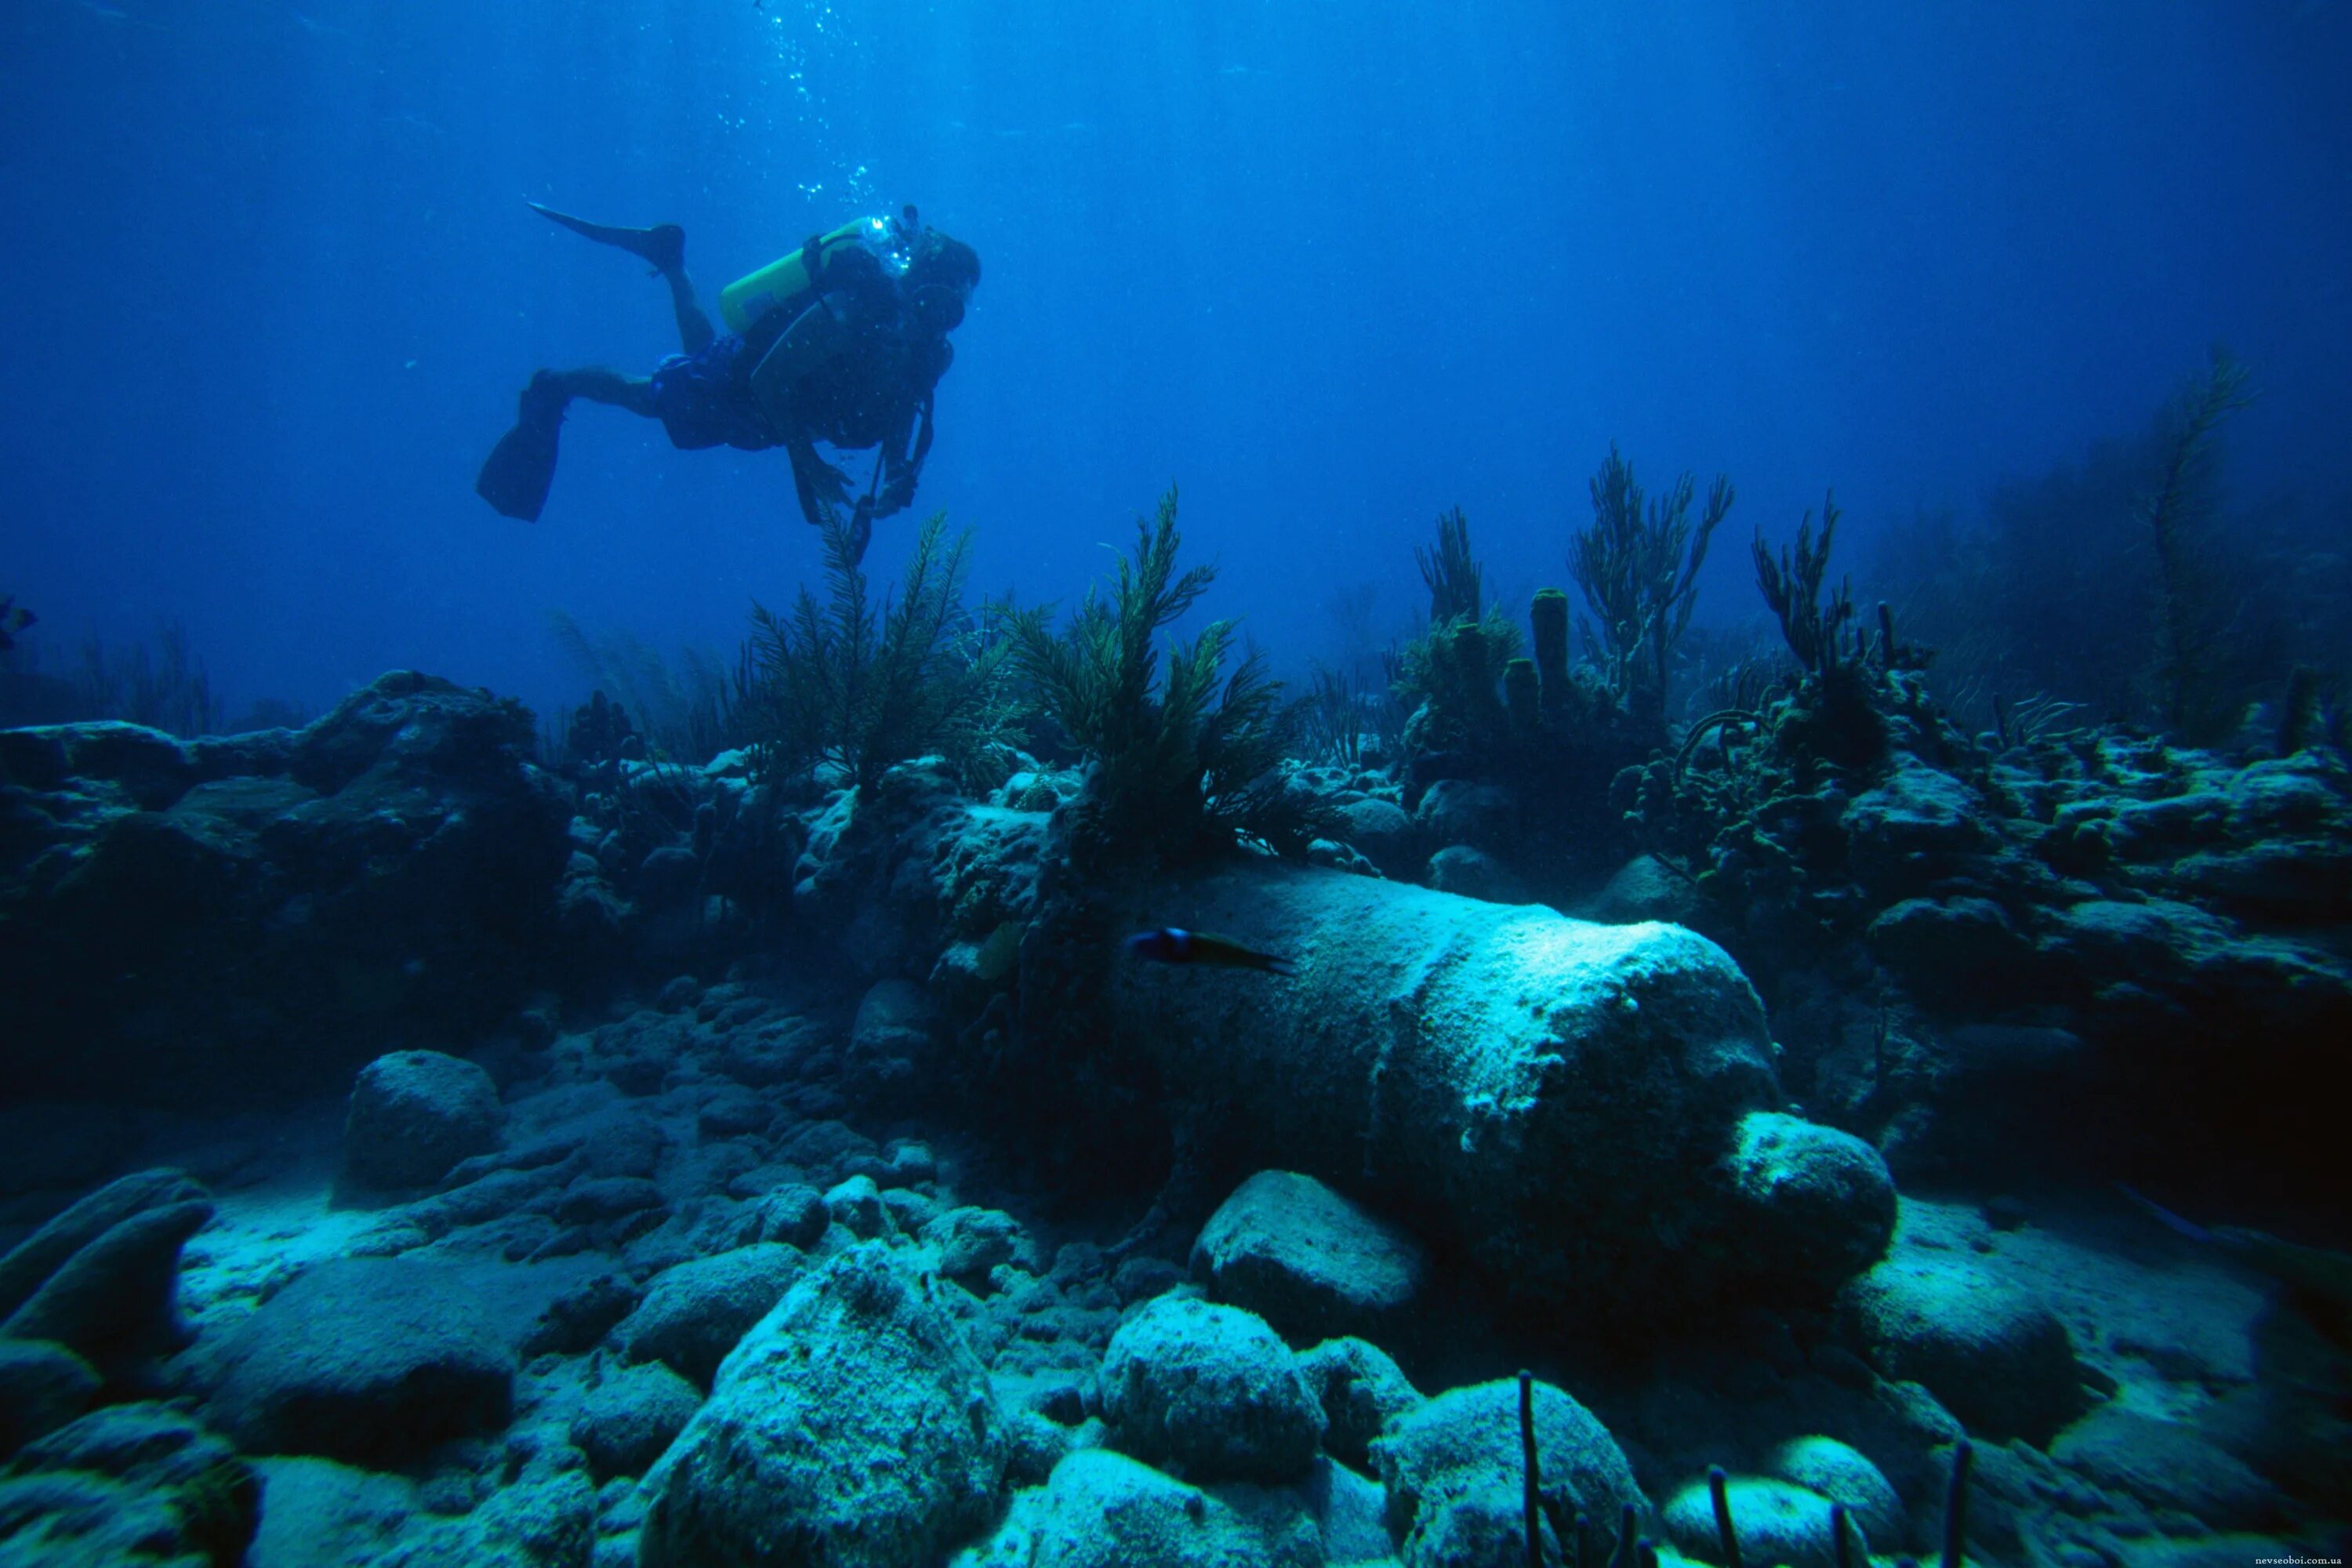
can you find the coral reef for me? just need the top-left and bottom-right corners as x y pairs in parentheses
(0, 470), (2346, 1565)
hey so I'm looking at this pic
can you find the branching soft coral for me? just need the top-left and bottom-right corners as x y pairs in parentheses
(746, 508), (1017, 793)
(1011, 487), (1321, 866)
(1571, 443), (1733, 720)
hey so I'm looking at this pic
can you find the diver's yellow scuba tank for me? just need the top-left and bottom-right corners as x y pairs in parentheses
(717, 213), (912, 335)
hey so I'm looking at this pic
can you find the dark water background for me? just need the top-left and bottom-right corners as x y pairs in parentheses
(5, 0), (2348, 724)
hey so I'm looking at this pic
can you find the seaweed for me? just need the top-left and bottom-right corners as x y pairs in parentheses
(2143, 346), (2254, 743)
(1010, 487), (1323, 866)
(1570, 444), (1733, 721)
(745, 507), (1018, 795)
(1416, 505), (1486, 625)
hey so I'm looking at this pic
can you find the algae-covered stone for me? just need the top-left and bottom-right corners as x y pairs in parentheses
(1192, 1170), (1427, 1346)
(1098, 1296), (1325, 1484)
(617, 1243), (804, 1388)
(640, 1242), (1006, 1568)
(2052, 1406), (2284, 1530)
(0, 1194), (211, 1373)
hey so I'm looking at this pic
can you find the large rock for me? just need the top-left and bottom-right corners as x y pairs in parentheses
(1838, 1251), (2087, 1443)
(1191, 1170), (1427, 1346)
(617, 1243), (805, 1388)
(0, 673), (573, 1104)
(570, 1359), (704, 1483)
(1336, 796), (1417, 869)
(1107, 866), (1889, 1327)
(640, 1243), (1007, 1568)
(340, 1049), (506, 1193)
(1371, 1378), (1645, 1566)
(1296, 1335), (1422, 1472)
(207, 1257), (517, 1465)
(845, 977), (941, 1102)
(1098, 1297), (1325, 1484)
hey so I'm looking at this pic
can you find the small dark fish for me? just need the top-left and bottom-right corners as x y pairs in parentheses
(0, 597), (34, 653)
(2122, 1185), (2352, 1352)
(1124, 927), (1296, 978)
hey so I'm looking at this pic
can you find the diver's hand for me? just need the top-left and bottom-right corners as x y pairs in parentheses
(876, 473), (916, 517)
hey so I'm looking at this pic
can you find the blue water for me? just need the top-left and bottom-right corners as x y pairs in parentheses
(5, 1), (2349, 720)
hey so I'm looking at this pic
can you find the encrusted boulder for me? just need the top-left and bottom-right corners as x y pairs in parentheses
(1372, 1378), (1645, 1566)
(1098, 1296), (1324, 1484)
(1106, 866), (1891, 1328)
(1722, 1112), (1896, 1290)
(640, 1243), (1007, 1568)
(956, 1448), (1323, 1568)
(569, 1359), (704, 1483)
(0, 1341), (100, 1461)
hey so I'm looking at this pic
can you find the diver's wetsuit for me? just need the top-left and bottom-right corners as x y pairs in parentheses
(477, 208), (971, 539)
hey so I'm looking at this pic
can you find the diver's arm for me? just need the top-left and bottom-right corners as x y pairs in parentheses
(785, 432), (852, 528)
(870, 391), (935, 520)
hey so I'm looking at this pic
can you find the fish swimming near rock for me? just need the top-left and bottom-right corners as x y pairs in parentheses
(0, 597), (34, 653)
(1124, 927), (1296, 977)
(2122, 1185), (2352, 1352)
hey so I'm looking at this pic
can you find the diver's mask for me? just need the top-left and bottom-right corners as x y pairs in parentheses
(909, 281), (969, 336)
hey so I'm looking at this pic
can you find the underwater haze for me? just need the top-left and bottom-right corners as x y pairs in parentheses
(6, 5), (2352, 1567)
(5, 1), (2350, 716)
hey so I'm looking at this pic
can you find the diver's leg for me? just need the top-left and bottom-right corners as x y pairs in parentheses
(664, 267), (717, 356)
(527, 201), (712, 351)
(537, 367), (657, 419)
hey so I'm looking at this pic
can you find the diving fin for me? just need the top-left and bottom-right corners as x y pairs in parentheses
(476, 379), (566, 521)
(528, 201), (684, 276)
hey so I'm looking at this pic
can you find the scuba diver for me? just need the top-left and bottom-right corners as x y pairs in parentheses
(476, 202), (978, 559)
